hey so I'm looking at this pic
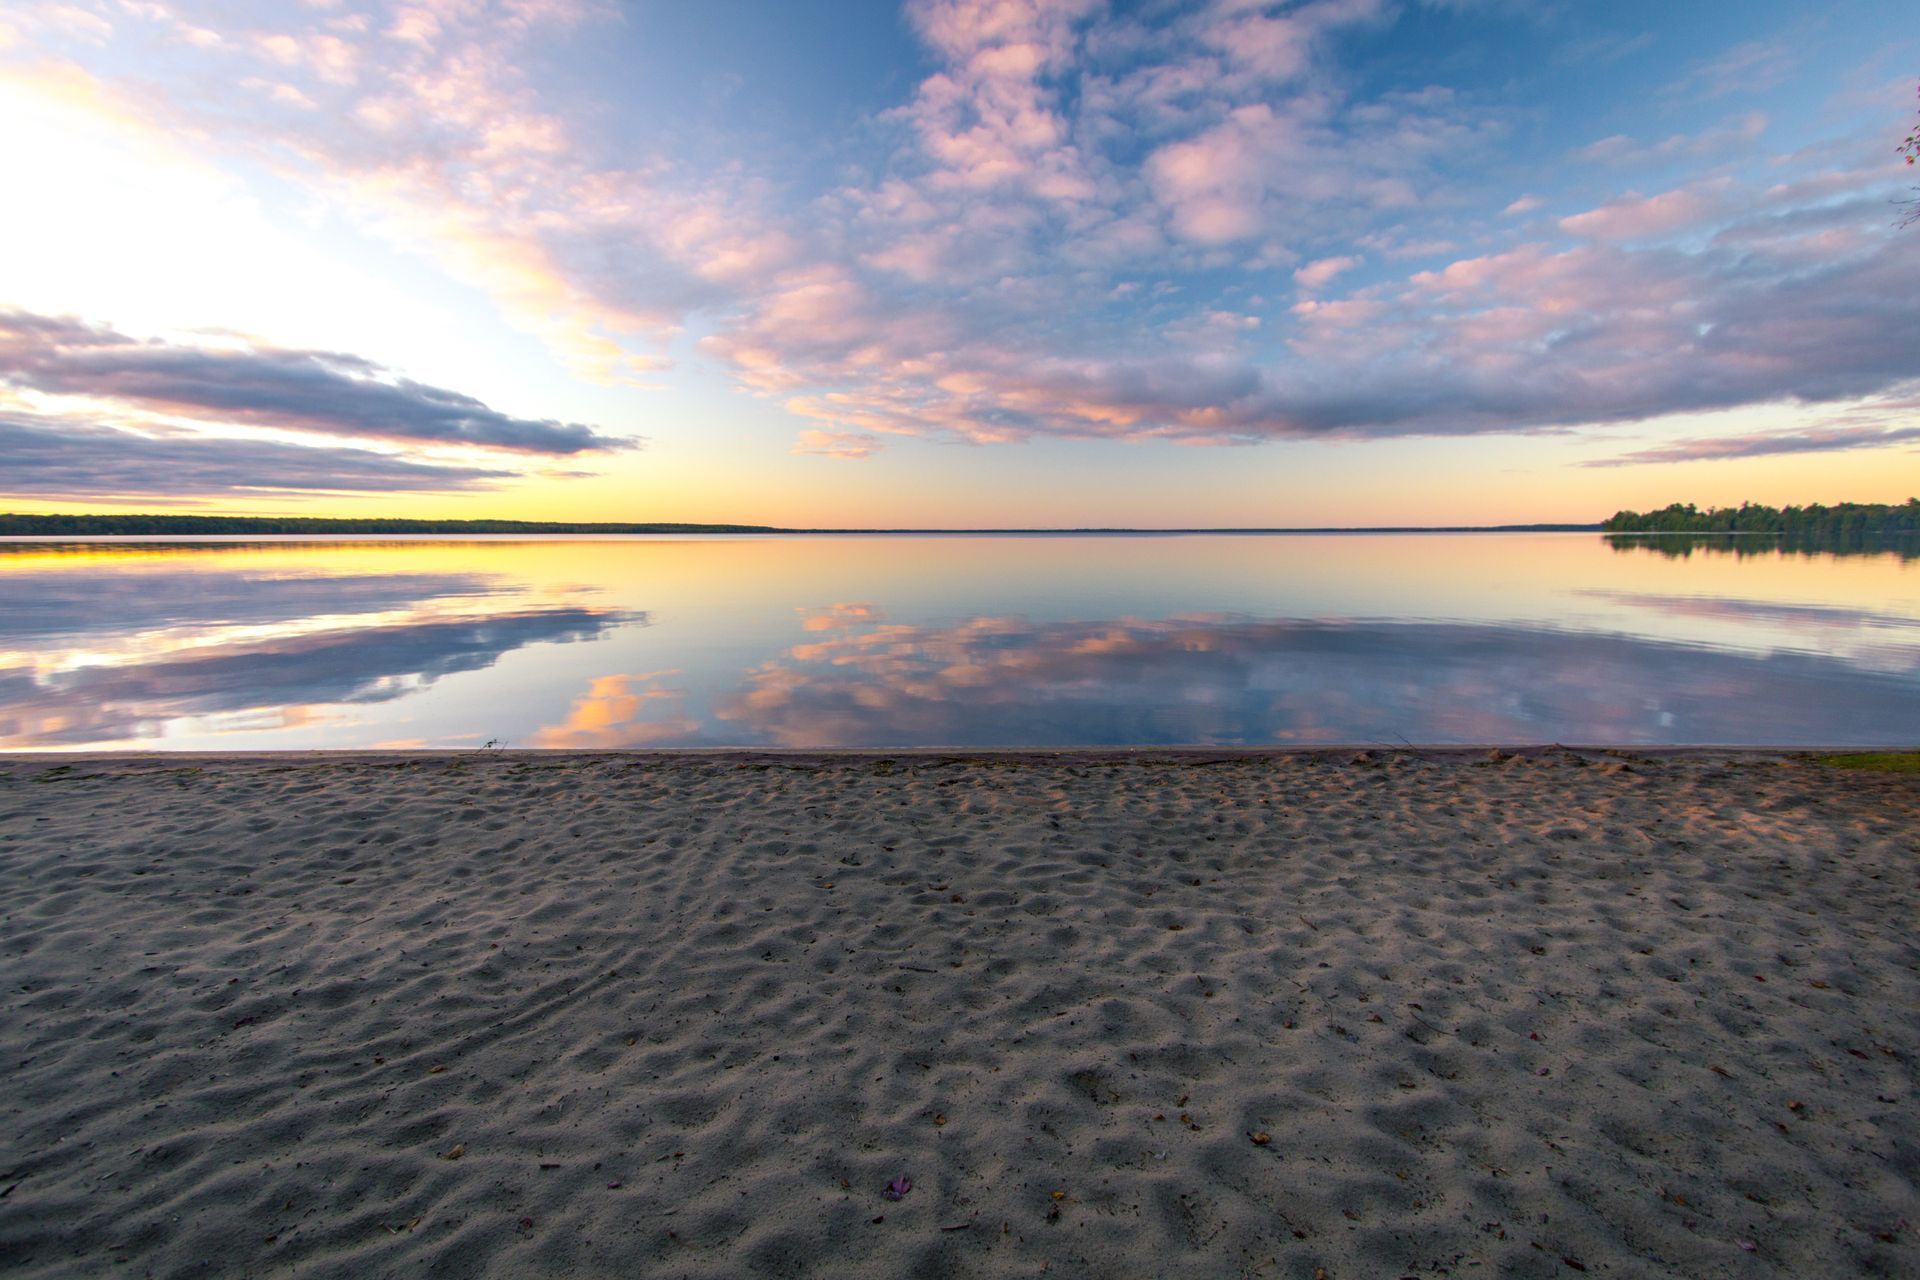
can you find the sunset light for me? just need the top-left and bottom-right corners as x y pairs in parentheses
(3, 0), (1914, 526)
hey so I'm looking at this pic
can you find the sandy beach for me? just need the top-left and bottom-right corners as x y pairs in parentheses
(0, 749), (1914, 1278)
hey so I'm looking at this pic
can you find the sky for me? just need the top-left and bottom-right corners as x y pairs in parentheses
(0, 0), (1916, 527)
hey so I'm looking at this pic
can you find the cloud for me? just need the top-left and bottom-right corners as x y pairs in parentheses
(1147, 104), (1295, 245)
(17, 1), (1918, 458)
(735, 213), (1920, 447)
(0, 309), (631, 455)
(793, 429), (884, 459)
(0, 411), (511, 498)
(691, 7), (1920, 449)
(13, 1), (764, 382)
(1558, 181), (1733, 240)
(1584, 424), (1920, 467)
(1670, 38), (1798, 100)
(1573, 113), (1767, 167)
(1293, 255), (1361, 290)
(898, 0), (1101, 200)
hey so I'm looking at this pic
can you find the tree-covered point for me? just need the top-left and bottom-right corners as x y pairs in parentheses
(1602, 499), (1920, 536)
(0, 514), (781, 536)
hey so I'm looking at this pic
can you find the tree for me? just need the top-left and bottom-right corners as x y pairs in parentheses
(1600, 500), (1919, 537)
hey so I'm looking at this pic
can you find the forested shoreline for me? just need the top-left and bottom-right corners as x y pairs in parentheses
(1602, 500), (1920, 536)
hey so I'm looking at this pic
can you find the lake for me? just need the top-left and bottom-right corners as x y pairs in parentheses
(2, 533), (1915, 751)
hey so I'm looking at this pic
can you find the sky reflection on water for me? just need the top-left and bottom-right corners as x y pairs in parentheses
(1, 534), (1915, 750)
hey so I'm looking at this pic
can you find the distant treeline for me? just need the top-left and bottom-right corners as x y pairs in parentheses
(1602, 500), (1920, 536)
(0, 514), (780, 536)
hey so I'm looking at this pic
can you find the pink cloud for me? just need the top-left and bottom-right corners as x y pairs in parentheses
(1147, 105), (1293, 245)
(1293, 254), (1361, 290)
(1200, 10), (1309, 80)
(1671, 38), (1797, 100)
(19, 0), (1919, 462)
(896, 0), (1099, 201)
(1560, 182), (1733, 240)
(25, 0), (765, 384)
(1585, 424), (1920, 467)
(1573, 112), (1766, 166)
(793, 429), (885, 459)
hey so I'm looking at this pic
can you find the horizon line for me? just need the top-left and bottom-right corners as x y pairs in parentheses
(0, 512), (1611, 536)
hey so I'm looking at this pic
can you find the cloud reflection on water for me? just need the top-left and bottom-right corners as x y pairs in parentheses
(8, 539), (1920, 750)
(1580, 591), (1920, 635)
(702, 609), (1920, 747)
(0, 556), (636, 747)
(1, 609), (633, 747)
(529, 672), (702, 749)
(0, 566), (501, 645)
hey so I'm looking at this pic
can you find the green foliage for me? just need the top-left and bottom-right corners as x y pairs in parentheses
(1814, 752), (1920, 774)
(1601, 499), (1920, 537)
(0, 514), (779, 535)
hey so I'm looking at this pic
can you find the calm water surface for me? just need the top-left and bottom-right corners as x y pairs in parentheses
(2, 533), (1916, 750)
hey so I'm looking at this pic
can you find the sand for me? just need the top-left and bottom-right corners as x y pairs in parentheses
(0, 749), (1915, 1279)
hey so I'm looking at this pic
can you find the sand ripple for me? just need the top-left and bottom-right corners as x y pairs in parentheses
(1, 750), (1915, 1277)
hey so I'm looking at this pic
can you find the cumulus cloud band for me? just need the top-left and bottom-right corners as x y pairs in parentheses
(0, 309), (633, 456)
(0, 412), (511, 499)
